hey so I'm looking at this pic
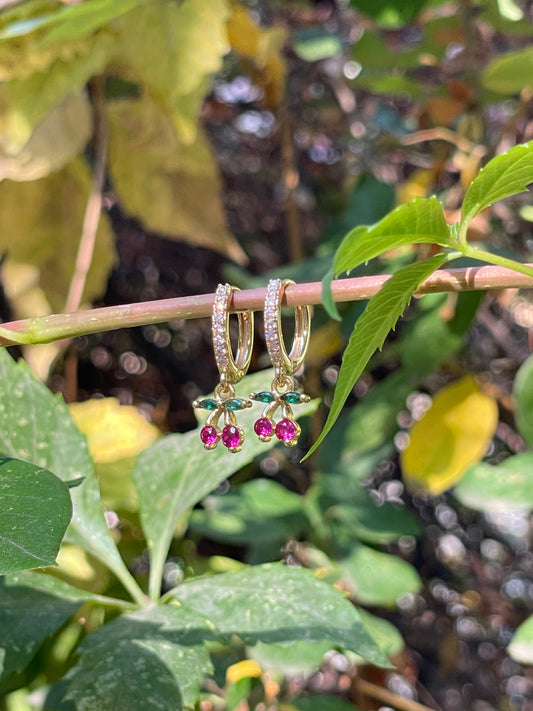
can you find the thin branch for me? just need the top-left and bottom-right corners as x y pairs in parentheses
(1, 263), (533, 346)
(355, 677), (439, 711)
(63, 77), (108, 314)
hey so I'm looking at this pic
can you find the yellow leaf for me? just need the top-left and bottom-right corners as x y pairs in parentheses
(396, 168), (433, 205)
(116, 0), (229, 143)
(227, 0), (287, 107)
(107, 95), (246, 263)
(401, 376), (498, 495)
(0, 157), (116, 311)
(226, 659), (262, 684)
(0, 91), (92, 181)
(69, 397), (160, 464)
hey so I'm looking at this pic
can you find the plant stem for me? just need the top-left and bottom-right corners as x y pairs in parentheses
(355, 677), (439, 711)
(1, 262), (533, 347)
(64, 77), (108, 314)
(463, 246), (533, 279)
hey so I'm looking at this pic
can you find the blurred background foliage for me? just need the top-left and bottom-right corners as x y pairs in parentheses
(1, 0), (533, 709)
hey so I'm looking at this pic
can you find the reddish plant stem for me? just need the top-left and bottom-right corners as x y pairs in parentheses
(1, 263), (533, 346)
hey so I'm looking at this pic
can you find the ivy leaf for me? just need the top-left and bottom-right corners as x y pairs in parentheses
(133, 369), (318, 599)
(107, 95), (246, 263)
(0, 573), (89, 693)
(115, 0), (229, 143)
(0, 350), (141, 602)
(173, 563), (390, 667)
(460, 141), (533, 233)
(65, 605), (215, 711)
(333, 197), (451, 277)
(306, 253), (451, 458)
(0, 457), (71, 574)
(339, 543), (422, 607)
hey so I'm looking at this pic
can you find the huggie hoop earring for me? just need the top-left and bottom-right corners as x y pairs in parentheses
(250, 279), (311, 447)
(194, 284), (253, 453)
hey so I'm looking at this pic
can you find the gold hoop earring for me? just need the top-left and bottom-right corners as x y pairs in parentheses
(194, 284), (253, 453)
(250, 279), (311, 447)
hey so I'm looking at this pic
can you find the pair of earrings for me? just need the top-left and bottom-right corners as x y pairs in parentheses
(193, 279), (311, 453)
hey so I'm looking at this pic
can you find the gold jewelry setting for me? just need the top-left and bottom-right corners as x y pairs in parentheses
(252, 279), (311, 447)
(194, 284), (253, 453)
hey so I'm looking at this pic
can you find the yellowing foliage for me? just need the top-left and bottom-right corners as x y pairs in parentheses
(401, 376), (498, 495)
(226, 659), (262, 684)
(69, 397), (160, 463)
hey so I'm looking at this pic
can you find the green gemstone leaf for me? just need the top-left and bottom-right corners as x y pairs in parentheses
(173, 563), (390, 667)
(282, 392), (302, 404)
(196, 398), (218, 410)
(223, 398), (249, 411)
(253, 391), (276, 403)
(0, 457), (72, 574)
(65, 605), (215, 711)
(308, 253), (451, 458)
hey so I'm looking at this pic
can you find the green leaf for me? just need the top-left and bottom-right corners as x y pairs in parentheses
(173, 563), (390, 667)
(349, 0), (428, 26)
(513, 353), (533, 447)
(321, 268), (341, 321)
(340, 543), (422, 607)
(460, 141), (533, 233)
(293, 29), (342, 62)
(107, 95), (246, 264)
(249, 640), (331, 675)
(0, 573), (87, 692)
(0, 350), (141, 603)
(307, 253), (451, 457)
(455, 454), (533, 513)
(115, 0), (229, 143)
(333, 197), (451, 276)
(282, 695), (360, 711)
(0, 157), (116, 312)
(482, 47), (533, 94)
(358, 609), (404, 659)
(0, 457), (71, 573)
(65, 605), (215, 711)
(508, 615), (533, 664)
(133, 369), (318, 600)
(330, 498), (420, 546)
(189, 478), (308, 560)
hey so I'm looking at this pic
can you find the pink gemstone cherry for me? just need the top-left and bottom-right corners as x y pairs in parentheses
(221, 424), (243, 450)
(200, 425), (219, 447)
(254, 417), (274, 439)
(275, 418), (298, 444)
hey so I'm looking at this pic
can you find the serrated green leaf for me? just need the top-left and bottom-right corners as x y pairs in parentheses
(107, 95), (246, 263)
(0, 574), (87, 692)
(333, 197), (451, 277)
(340, 543), (422, 607)
(455, 454), (533, 513)
(65, 605), (215, 711)
(133, 369), (318, 599)
(0, 457), (71, 573)
(115, 0), (229, 143)
(513, 353), (533, 447)
(173, 563), (390, 667)
(461, 141), (533, 231)
(306, 253), (451, 458)
(508, 615), (533, 664)
(0, 350), (141, 603)
(482, 47), (533, 94)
